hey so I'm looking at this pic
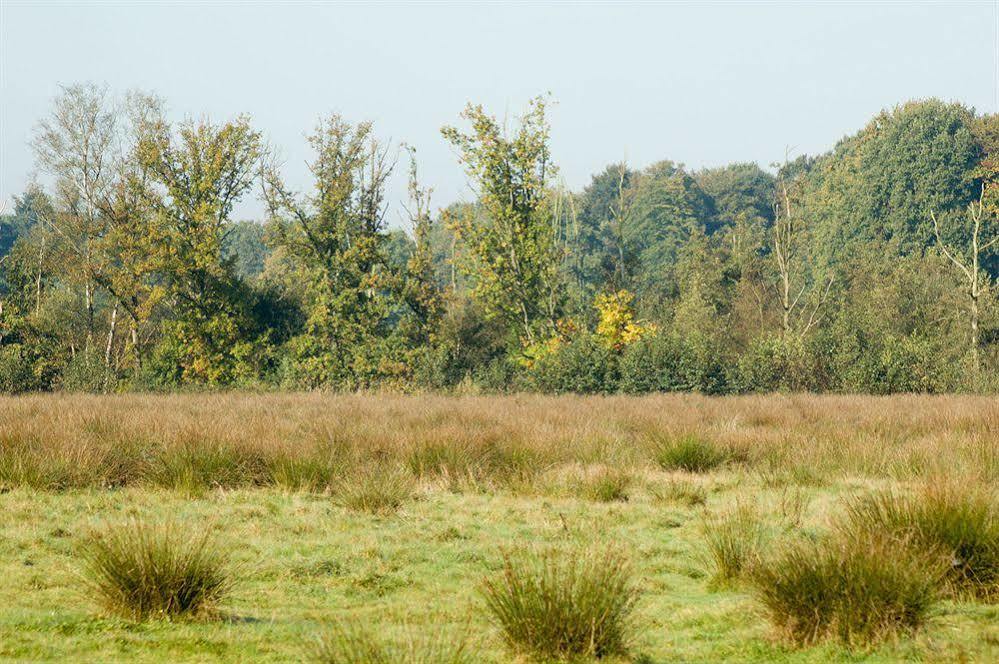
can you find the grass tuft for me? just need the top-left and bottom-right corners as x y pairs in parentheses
(313, 620), (474, 663)
(481, 547), (638, 660)
(80, 520), (233, 621)
(749, 530), (946, 647)
(701, 504), (767, 587)
(842, 483), (999, 600)
(652, 434), (729, 473)
(578, 467), (631, 502)
(649, 478), (708, 507)
(339, 466), (415, 514)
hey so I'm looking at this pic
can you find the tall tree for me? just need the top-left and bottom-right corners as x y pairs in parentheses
(441, 97), (565, 344)
(398, 147), (443, 345)
(770, 160), (833, 339)
(262, 114), (394, 386)
(931, 186), (997, 375)
(138, 114), (263, 384)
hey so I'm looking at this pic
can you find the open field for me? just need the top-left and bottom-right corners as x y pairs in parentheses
(0, 393), (997, 662)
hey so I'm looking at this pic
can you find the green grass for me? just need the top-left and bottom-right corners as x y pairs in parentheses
(1, 393), (998, 662)
(0, 484), (996, 662)
(578, 467), (632, 503)
(338, 465), (415, 514)
(313, 619), (475, 663)
(701, 504), (767, 588)
(481, 546), (638, 660)
(649, 477), (708, 506)
(80, 520), (233, 621)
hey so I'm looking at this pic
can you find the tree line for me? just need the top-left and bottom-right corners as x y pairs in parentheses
(1, 85), (996, 394)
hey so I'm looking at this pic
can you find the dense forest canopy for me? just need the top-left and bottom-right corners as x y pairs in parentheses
(1, 85), (997, 394)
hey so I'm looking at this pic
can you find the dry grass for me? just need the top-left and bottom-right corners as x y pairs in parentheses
(0, 392), (995, 493)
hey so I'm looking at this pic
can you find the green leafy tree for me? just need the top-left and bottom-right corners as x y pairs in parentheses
(441, 97), (565, 345)
(398, 148), (444, 346)
(624, 160), (714, 307)
(138, 113), (264, 385)
(262, 114), (396, 387)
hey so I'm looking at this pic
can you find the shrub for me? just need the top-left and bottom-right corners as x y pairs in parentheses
(652, 434), (729, 473)
(59, 347), (118, 393)
(842, 485), (999, 600)
(735, 336), (818, 393)
(0, 343), (40, 394)
(481, 547), (638, 660)
(701, 504), (766, 587)
(81, 520), (233, 621)
(619, 332), (730, 395)
(313, 620), (474, 664)
(339, 466), (415, 514)
(749, 531), (946, 647)
(526, 332), (618, 394)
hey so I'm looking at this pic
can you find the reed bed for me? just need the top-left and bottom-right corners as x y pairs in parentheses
(0, 392), (996, 492)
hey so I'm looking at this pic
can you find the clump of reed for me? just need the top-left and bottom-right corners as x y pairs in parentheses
(80, 520), (233, 621)
(481, 546), (638, 660)
(749, 530), (946, 647)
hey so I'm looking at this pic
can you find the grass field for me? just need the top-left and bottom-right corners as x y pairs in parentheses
(0, 393), (997, 662)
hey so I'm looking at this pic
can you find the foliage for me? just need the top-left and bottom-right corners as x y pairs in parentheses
(524, 331), (618, 394)
(442, 97), (566, 345)
(594, 289), (656, 350)
(4, 89), (999, 395)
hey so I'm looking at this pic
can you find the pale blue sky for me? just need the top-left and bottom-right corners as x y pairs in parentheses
(1, 1), (996, 224)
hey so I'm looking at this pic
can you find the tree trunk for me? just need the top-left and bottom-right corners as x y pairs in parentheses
(105, 303), (118, 366)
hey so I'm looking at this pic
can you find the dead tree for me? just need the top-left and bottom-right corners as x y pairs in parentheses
(770, 164), (833, 339)
(931, 184), (997, 374)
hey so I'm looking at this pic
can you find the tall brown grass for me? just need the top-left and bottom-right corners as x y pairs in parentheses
(0, 393), (996, 492)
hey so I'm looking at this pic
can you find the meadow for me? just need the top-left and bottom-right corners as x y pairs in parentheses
(0, 393), (996, 662)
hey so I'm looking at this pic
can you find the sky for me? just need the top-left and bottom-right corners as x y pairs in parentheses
(1, 1), (997, 226)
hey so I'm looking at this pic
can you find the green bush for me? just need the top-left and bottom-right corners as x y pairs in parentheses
(527, 333), (617, 394)
(60, 347), (118, 393)
(844, 334), (946, 394)
(736, 336), (819, 393)
(81, 520), (233, 621)
(619, 332), (730, 394)
(482, 547), (638, 660)
(0, 343), (40, 393)
(842, 485), (999, 600)
(750, 530), (945, 647)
